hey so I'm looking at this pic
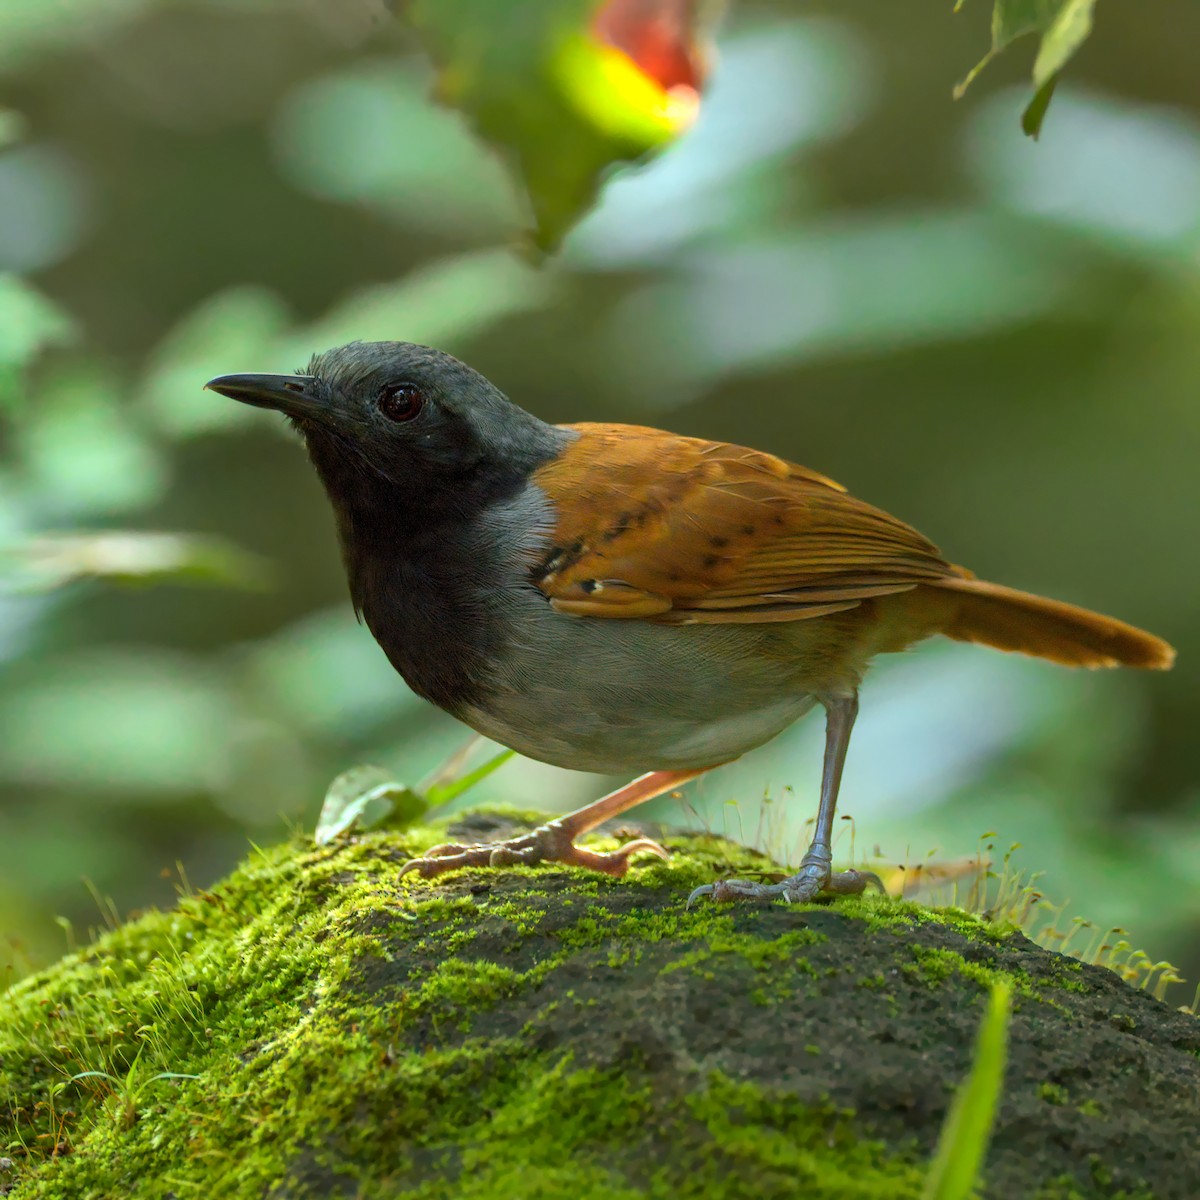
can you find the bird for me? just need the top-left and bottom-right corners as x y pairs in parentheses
(206, 342), (1175, 906)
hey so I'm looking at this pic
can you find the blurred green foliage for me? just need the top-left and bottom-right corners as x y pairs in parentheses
(0, 0), (1196, 995)
(0, 531), (269, 593)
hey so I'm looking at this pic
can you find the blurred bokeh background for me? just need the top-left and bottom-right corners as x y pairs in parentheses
(1, 0), (1196, 988)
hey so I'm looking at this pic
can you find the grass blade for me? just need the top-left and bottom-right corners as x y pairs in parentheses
(923, 979), (1011, 1200)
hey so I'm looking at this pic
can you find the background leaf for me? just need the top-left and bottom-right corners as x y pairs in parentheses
(0, 533), (271, 594)
(955, 0), (1099, 137)
(0, 276), (74, 413)
(315, 765), (427, 846)
(0, 108), (25, 149)
(313, 745), (513, 846)
(406, 0), (711, 250)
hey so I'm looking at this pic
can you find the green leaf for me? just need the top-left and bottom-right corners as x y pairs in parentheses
(405, 0), (705, 251)
(15, 367), (166, 515)
(139, 287), (293, 439)
(0, 532), (271, 594)
(0, 108), (26, 148)
(923, 980), (1012, 1200)
(314, 743), (514, 846)
(954, 0), (1098, 138)
(0, 651), (235, 795)
(272, 62), (521, 238)
(314, 765), (429, 847)
(1030, 0), (1097, 89)
(281, 249), (553, 365)
(0, 275), (74, 414)
(1020, 73), (1058, 137)
(149, 253), (550, 441)
(0, 0), (153, 72)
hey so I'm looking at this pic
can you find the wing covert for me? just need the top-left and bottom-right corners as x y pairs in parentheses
(530, 424), (953, 624)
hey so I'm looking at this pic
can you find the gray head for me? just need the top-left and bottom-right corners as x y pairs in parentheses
(206, 340), (568, 523)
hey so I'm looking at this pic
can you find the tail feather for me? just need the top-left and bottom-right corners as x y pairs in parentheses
(930, 574), (1174, 670)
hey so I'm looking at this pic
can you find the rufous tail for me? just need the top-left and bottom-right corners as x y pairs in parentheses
(930, 573), (1174, 670)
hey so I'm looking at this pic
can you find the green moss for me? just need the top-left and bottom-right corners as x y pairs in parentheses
(1039, 1082), (1069, 1106)
(1034, 1176), (1156, 1200)
(0, 826), (919, 1198)
(909, 904), (1018, 944)
(2, 815), (1194, 1199)
(682, 1073), (923, 1197)
(413, 959), (524, 1030)
(662, 928), (825, 975)
(903, 944), (1060, 1010)
(808, 891), (1010, 943)
(2, 836), (375, 1194)
(662, 927), (823, 1003)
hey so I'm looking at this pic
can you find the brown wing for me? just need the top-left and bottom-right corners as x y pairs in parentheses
(529, 424), (956, 624)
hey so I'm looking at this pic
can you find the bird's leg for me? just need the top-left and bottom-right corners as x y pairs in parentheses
(399, 768), (712, 882)
(688, 693), (882, 906)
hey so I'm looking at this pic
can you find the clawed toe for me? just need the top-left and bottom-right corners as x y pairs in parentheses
(397, 849), (478, 879)
(564, 836), (669, 877)
(824, 867), (884, 896)
(399, 825), (669, 883)
(688, 864), (883, 907)
(421, 841), (470, 859)
(685, 877), (768, 907)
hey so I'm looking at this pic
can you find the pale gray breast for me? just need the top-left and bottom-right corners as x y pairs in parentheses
(459, 483), (821, 774)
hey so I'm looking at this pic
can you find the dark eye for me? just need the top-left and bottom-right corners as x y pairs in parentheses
(378, 382), (425, 422)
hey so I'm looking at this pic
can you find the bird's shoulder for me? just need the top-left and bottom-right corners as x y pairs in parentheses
(527, 422), (954, 623)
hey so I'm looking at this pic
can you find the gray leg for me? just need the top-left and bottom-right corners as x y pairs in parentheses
(688, 693), (882, 906)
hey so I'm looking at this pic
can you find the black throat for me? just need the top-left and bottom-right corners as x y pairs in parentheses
(301, 422), (568, 715)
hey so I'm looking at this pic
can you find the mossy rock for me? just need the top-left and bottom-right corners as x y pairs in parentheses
(2, 810), (1198, 1199)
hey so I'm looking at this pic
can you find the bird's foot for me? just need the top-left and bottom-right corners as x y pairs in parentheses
(687, 854), (883, 908)
(398, 817), (669, 882)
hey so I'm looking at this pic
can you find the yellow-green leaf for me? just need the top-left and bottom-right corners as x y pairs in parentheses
(405, 0), (710, 252)
(954, 0), (1098, 138)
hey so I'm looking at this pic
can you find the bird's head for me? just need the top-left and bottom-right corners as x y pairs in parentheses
(206, 341), (566, 520)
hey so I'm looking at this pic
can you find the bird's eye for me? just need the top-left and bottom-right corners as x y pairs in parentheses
(378, 382), (425, 423)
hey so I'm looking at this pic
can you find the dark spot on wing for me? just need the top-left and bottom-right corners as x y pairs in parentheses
(601, 511), (637, 543)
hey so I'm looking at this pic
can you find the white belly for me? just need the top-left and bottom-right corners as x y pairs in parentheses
(462, 592), (821, 773)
